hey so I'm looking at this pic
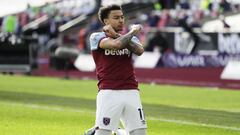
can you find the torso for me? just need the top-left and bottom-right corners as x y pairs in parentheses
(89, 32), (138, 90)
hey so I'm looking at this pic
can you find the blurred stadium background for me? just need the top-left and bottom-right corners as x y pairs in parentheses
(0, 0), (240, 135)
(1, 0), (240, 89)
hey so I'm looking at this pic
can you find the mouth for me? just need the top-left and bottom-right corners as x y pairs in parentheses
(117, 25), (123, 30)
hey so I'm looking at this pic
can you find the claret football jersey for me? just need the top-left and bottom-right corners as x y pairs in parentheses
(89, 32), (140, 90)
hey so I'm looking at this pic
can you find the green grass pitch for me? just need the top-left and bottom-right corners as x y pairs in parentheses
(0, 75), (240, 135)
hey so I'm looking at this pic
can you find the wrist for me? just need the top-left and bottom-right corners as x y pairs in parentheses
(129, 29), (137, 36)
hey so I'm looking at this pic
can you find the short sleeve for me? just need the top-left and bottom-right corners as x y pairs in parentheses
(89, 32), (106, 51)
(131, 36), (141, 44)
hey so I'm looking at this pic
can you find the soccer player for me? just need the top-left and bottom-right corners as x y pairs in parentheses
(87, 4), (147, 135)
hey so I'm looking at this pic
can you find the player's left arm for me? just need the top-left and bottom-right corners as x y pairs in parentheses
(127, 38), (144, 56)
(103, 25), (144, 56)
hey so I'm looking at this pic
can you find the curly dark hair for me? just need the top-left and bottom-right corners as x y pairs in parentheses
(98, 4), (122, 24)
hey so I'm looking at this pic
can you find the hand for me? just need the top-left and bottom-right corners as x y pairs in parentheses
(130, 24), (143, 35)
(103, 25), (120, 39)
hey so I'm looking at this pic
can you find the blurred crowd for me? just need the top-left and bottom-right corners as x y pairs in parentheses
(0, 0), (95, 34)
(0, 0), (96, 57)
(0, 0), (239, 54)
(79, 0), (240, 53)
(143, 0), (239, 28)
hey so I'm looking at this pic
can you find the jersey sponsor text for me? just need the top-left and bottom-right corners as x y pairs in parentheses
(105, 49), (130, 56)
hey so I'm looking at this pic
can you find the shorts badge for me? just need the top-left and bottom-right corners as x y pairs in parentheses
(103, 117), (110, 125)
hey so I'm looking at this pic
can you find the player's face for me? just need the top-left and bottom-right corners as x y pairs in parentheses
(105, 10), (124, 32)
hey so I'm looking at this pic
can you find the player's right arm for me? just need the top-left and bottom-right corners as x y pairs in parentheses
(99, 25), (142, 50)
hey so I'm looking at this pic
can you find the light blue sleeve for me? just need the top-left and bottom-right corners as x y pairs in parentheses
(89, 32), (106, 51)
(131, 36), (141, 44)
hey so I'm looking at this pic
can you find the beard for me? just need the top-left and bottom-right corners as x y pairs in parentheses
(115, 25), (123, 32)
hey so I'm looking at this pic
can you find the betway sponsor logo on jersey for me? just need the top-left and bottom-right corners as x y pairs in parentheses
(105, 49), (130, 56)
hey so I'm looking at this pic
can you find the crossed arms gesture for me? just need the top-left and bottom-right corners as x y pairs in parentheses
(100, 24), (144, 56)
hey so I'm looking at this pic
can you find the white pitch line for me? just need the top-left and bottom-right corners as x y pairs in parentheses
(1, 102), (240, 132)
(148, 117), (240, 132)
(0, 101), (95, 115)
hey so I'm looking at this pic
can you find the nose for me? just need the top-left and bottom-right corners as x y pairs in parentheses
(119, 18), (123, 23)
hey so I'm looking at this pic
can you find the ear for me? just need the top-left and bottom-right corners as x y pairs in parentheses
(104, 19), (109, 25)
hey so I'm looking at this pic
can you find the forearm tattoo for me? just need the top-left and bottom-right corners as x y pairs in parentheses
(115, 30), (135, 49)
(127, 41), (144, 55)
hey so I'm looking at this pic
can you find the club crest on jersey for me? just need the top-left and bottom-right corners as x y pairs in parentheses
(103, 117), (111, 125)
(105, 49), (130, 57)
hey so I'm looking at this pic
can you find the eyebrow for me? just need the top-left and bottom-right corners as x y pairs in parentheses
(112, 15), (124, 17)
